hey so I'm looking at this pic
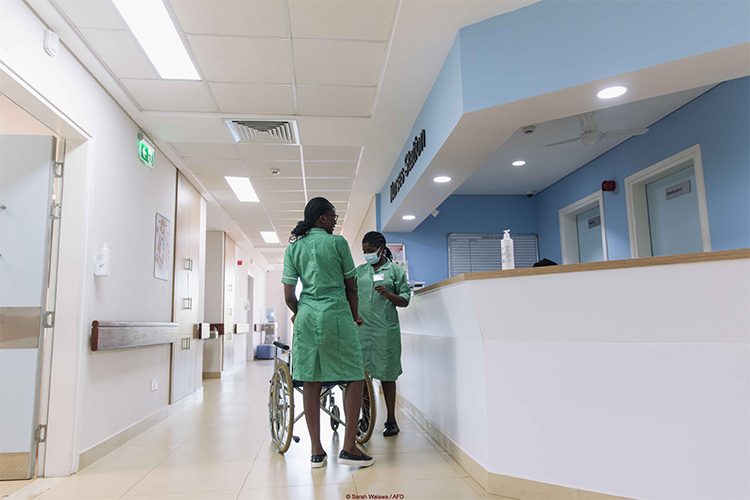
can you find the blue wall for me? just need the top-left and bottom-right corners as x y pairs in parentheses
(458, 0), (750, 113)
(384, 77), (749, 286)
(382, 195), (538, 286)
(534, 76), (750, 262)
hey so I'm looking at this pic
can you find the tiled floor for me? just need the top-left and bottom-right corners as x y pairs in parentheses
(6, 361), (503, 500)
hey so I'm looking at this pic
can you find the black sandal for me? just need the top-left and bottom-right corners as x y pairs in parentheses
(311, 452), (327, 468)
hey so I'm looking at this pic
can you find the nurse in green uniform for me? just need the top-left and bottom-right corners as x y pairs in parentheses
(282, 197), (374, 468)
(356, 231), (410, 437)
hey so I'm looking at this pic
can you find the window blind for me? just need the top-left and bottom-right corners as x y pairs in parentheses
(448, 233), (539, 278)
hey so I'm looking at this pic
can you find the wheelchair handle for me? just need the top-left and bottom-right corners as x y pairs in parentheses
(273, 341), (290, 351)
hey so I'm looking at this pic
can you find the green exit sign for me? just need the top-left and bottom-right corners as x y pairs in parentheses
(139, 137), (154, 168)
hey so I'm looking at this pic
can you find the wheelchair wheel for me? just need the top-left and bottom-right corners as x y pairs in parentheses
(268, 362), (294, 453)
(330, 405), (340, 431)
(355, 368), (377, 444)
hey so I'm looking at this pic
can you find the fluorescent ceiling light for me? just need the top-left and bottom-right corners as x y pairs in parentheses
(512, 160), (526, 167)
(111, 0), (200, 80)
(225, 176), (259, 202)
(597, 86), (628, 99)
(402, 215), (416, 220)
(261, 231), (279, 244)
(433, 176), (452, 183)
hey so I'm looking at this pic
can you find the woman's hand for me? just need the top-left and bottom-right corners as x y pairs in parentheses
(374, 285), (390, 298)
(354, 316), (363, 327)
(291, 313), (296, 324)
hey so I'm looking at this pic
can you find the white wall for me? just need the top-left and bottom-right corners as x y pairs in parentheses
(234, 246), (266, 360)
(349, 195), (377, 267)
(0, 0), (193, 468)
(400, 257), (750, 500)
(265, 269), (288, 344)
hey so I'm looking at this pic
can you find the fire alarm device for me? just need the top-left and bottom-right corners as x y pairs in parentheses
(602, 180), (616, 192)
(237, 260), (243, 266)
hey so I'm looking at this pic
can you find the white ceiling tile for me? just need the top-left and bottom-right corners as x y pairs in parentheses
(121, 79), (217, 112)
(308, 190), (350, 203)
(293, 40), (385, 86)
(258, 190), (306, 203)
(304, 161), (357, 177)
(288, 0), (395, 41)
(251, 177), (304, 191)
(297, 86), (374, 117)
(209, 83), (295, 114)
(199, 175), (231, 189)
(306, 177), (353, 191)
(220, 200), (267, 214)
(80, 29), (157, 79)
(57, 0), (123, 29)
(184, 157), (246, 175)
(244, 161), (302, 177)
(210, 189), (237, 201)
(188, 36), (292, 84)
(172, 142), (240, 159)
(170, 0), (287, 37)
(238, 144), (300, 161)
(266, 202), (306, 213)
(303, 146), (361, 161)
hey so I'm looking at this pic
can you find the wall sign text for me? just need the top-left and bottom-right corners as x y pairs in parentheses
(390, 129), (426, 203)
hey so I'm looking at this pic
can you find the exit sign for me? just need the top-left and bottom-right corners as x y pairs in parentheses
(139, 137), (154, 168)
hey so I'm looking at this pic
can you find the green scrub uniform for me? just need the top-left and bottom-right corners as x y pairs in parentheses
(356, 260), (411, 381)
(281, 228), (365, 382)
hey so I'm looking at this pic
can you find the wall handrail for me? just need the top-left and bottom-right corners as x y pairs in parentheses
(91, 320), (180, 351)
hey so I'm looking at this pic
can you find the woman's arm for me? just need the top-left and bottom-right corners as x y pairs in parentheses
(344, 276), (363, 326)
(374, 286), (409, 307)
(284, 284), (298, 322)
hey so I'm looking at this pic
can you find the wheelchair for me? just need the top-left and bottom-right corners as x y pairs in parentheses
(268, 341), (377, 453)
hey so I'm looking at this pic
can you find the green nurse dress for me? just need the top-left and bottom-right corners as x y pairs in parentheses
(281, 228), (365, 382)
(355, 260), (411, 381)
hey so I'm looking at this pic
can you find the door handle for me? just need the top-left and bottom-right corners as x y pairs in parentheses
(183, 297), (192, 310)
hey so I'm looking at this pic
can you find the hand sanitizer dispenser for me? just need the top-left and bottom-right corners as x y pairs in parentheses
(501, 230), (514, 270)
(94, 243), (111, 276)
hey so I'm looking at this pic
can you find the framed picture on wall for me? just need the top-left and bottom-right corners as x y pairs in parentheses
(154, 213), (171, 281)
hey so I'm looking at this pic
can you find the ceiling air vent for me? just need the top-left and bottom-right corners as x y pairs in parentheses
(224, 120), (297, 145)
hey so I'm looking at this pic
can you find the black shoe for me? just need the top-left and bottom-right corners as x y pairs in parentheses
(338, 449), (374, 467)
(383, 421), (400, 437)
(311, 453), (327, 468)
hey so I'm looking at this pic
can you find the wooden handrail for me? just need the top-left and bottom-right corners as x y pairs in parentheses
(91, 321), (180, 351)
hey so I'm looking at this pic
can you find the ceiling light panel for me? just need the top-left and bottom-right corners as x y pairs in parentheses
(57, 0), (123, 29)
(121, 79), (216, 112)
(292, 40), (386, 86)
(110, 0), (199, 80)
(288, 0), (396, 41)
(303, 146), (361, 161)
(306, 178), (353, 191)
(209, 83), (295, 115)
(225, 176), (259, 202)
(172, 142), (241, 160)
(170, 0), (287, 37)
(297, 86), (376, 117)
(304, 162), (357, 177)
(260, 231), (280, 244)
(188, 36), (293, 83)
(79, 29), (157, 79)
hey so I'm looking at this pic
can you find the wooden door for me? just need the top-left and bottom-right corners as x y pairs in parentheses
(171, 172), (202, 403)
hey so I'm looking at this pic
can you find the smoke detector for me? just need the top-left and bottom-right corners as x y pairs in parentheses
(522, 125), (536, 135)
(224, 120), (298, 145)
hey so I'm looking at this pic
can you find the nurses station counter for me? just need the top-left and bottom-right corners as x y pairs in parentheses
(397, 249), (749, 500)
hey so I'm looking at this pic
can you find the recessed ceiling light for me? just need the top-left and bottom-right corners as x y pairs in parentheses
(260, 231), (279, 244)
(433, 176), (452, 183)
(597, 86), (628, 99)
(111, 0), (200, 80)
(402, 215), (416, 221)
(512, 160), (527, 167)
(225, 176), (259, 202)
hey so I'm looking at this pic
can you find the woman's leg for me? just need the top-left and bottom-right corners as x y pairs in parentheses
(382, 381), (397, 423)
(303, 382), (324, 455)
(342, 379), (364, 454)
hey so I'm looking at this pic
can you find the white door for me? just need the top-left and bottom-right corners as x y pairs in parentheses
(645, 165), (703, 257)
(0, 135), (60, 479)
(576, 206), (604, 263)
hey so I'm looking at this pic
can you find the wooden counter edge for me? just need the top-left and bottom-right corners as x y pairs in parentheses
(415, 248), (750, 295)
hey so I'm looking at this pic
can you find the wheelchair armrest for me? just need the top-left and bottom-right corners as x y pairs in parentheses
(273, 341), (290, 351)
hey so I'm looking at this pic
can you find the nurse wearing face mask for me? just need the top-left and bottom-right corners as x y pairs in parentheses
(355, 231), (411, 436)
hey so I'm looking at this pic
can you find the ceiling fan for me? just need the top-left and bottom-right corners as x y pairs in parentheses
(543, 111), (649, 147)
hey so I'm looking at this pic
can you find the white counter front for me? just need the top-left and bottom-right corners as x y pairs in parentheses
(398, 250), (749, 500)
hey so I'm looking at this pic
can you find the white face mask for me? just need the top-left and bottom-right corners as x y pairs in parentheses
(364, 250), (380, 266)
